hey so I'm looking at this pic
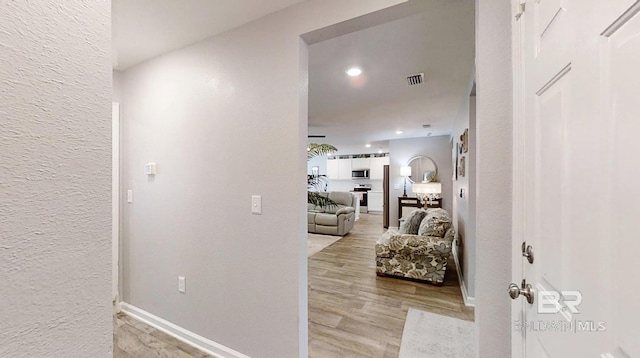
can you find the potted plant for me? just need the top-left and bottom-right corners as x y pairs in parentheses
(307, 143), (338, 208)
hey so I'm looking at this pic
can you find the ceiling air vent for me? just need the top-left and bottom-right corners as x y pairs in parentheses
(407, 73), (424, 86)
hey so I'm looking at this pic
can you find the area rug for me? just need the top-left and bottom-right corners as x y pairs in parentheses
(307, 233), (342, 257)
(399, 308), (475, 358)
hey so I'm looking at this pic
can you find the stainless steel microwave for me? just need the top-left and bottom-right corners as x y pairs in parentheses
(351, 169), (369, 179)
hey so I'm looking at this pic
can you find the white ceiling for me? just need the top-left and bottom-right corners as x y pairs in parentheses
(308, 2), (475, 153)
(112, 1), (474, 154)
(112, 0), (304, 69)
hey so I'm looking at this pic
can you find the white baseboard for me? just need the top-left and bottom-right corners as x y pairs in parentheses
(120, 302), (250, 358)
(452, 239), (476, 307)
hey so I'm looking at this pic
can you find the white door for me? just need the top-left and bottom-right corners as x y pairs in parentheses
(511, 0), (640, 357)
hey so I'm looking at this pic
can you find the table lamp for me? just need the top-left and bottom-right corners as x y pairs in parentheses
(400, 166), (412, 197)
(412, 182), (441, 207)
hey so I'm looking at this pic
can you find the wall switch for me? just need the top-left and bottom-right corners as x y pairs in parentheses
(178, 276), (186, 293)
(144, 162), (157, 175)
(393, 184), (401, 190)
(127, 190), (133, 203)
(251, 195), (262, 215)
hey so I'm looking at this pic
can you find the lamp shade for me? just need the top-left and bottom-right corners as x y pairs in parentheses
(400, 166), (412, 177)
(412, 182), (441, 194)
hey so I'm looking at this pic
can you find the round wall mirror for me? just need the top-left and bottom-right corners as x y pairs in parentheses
(406, 156), (438, 183)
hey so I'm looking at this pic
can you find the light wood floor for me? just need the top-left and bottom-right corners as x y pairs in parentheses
(113, 313), (214, 358)
(114, 213), (473, 357)
(308, 213), (474, 358)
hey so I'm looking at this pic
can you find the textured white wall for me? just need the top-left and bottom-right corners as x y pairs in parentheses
(475, 0), (512, 357)
(0, 2), (112, 357)
(119, 1), (405, 357)
(451, 92), (476, 299)
(388, 136), (453, 226)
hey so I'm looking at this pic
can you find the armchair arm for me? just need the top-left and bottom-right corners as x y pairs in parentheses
(377, 231), (452, 258)
(335, 206), (355, 216)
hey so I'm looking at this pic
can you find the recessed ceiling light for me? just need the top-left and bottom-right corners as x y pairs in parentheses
(396, 130), (403, 135)
(346, 67), (362, 77)
(365, 144), (371, 148)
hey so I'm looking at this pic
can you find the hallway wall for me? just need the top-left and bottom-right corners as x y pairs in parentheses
(0, 2), (112, 357)
(475, 0), (513, 357)
(118, 1), (405, 357)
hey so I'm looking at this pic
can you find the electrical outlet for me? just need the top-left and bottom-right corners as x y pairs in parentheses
(178, 276), (186, 293)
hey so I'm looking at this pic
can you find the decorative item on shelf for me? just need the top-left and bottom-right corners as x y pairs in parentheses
(400, 166), (412, 197)
(412, 182), (442, 207)
(458, 156), (466, 177)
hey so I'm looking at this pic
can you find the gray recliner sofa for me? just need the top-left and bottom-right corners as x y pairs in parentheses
(308, 191), (357, 236)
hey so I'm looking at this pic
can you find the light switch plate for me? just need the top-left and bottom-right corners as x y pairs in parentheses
(251, 195), (262, 215)
(144, 162), (157, 175)
(178, 276), (186, 293)
(127, 190), (133, 203)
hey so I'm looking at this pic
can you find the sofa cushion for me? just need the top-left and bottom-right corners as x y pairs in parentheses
(418, 209), (452, 237)
(399, 209), (428, 235)
(315, 213), (338, 226)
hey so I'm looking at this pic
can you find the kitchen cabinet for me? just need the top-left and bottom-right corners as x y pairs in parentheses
(338, 158), (352, 179)
(326, 159), (339, 179)
(369, 156), (389, 180)
(351, 157), (370, 170)
(368, 191), (383, 212)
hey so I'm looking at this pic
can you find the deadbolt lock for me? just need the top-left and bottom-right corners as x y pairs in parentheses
(521, 241), (534, 264)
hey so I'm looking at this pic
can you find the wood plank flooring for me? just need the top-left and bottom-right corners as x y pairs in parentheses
(308, 213), (474, 358)
(113, 212), (473, 357)
(113, 313), (214, 358)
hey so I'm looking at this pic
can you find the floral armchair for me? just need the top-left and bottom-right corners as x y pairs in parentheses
(375, 208), (454, 285)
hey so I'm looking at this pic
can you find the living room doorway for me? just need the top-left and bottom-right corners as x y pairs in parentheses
(302, 1), (477, 355)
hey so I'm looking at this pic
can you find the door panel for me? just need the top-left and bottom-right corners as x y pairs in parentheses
(514, 0), (640, 356)
(536, 74), (569, 301)
(606, 7), (640, 356)
(536, 0), (564, 38)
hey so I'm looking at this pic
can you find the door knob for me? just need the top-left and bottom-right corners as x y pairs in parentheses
(508, 279), (535, 304)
